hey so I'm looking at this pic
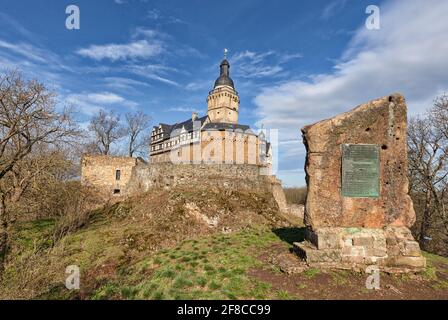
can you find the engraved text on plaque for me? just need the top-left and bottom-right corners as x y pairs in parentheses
(341, 144), (380, 198)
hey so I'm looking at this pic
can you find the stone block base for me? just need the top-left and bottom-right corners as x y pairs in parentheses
(293, 227), (426, 273)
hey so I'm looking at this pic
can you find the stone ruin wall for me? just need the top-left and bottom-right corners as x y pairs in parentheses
(125, 163), (302, 218)
(126, 163), (274, 194)
(81, 157), (303, 221)
(81, 155), (140, 197)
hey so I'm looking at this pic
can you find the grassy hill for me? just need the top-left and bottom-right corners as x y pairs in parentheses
(1, 187), (447, 300)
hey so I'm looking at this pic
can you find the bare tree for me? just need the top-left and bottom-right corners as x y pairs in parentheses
(88, 110), (124, 155)
(431, 94), (448, 140)
(1, 144), (75, 219)
(408, 94), (448, 253)
(124, 111), (151, 157)
(430, 94), (448, 243)
(0, 70), (77, 275)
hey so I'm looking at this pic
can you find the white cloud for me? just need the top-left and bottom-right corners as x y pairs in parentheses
(0, 13), (35, 41)
(185, 81), (208, 91)
(103, 77), (151, 90)
(147, 9), (161, 20)
(86, 92), (125, 104)
(255, 0), (448, 138)
(254, 0), (448, 185)
(132, 27), (168, 40)
(230, 50), (301, 79)
(129, 64), (180, 86)
(321, 0), (347, 20)
(165, 106), (199, 113)
(0, 40), (45, 63)
(66, 91), (138, 116)
(145, 8), (186, 24)
(0, 39), (71, 72)
(77, 40), (163, 61)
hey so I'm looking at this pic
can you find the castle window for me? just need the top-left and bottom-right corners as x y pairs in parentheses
(113, 189), (121, 195)
(115, 170), (121, 181)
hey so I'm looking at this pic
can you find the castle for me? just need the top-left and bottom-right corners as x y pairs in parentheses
(149, 56), (271, 167)
(81, 54), (274, 198)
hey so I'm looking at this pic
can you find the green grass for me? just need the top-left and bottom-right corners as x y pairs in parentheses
(6, 213), (448, 300)
(331, 270), (349, 285)
(90, 226), (297, 300)
(303, 268), (321, 278)
(13, 218), (56, 252)
(421, 251), (448, 290)
(297, 283), (307, 289)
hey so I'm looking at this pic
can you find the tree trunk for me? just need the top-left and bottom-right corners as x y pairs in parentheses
(0, 194), (8, 278)
(129, 142), (133, 158)
(419, 188), (432, 251)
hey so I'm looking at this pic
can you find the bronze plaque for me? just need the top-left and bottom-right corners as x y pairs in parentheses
(341, 144), (380, 198)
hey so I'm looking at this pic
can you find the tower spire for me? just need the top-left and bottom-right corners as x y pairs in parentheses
(207, 52), (239, 124)
(214, 51), (234, 89)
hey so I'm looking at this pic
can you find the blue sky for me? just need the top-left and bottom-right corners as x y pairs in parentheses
(1, 0), (448, 186)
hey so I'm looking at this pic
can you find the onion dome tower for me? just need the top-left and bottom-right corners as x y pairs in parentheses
(207, 49), (240, 124)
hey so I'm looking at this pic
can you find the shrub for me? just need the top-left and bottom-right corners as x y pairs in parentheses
(52, 182), (103, 241)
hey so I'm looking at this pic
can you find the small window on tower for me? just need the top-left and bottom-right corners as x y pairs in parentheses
(116, 170), (121, 181)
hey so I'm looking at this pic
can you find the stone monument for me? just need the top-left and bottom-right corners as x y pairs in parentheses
(294, 94), (426, 272)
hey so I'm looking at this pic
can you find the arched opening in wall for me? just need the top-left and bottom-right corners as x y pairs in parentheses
(116, 170), (121, 181)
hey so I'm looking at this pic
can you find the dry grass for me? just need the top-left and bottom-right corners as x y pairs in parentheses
(0, 185), (293, 299)
(283, 187), (307, 205)
(52, 183), (104, 242)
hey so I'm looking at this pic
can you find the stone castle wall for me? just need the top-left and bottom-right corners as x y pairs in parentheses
(126, 163), (273, 194)
(124, 163), (301, 219)
(81, 157), (298, 220)
(81, 155), (141, 197)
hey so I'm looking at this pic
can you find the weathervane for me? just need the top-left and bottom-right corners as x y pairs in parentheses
(224, 48), (228, 59)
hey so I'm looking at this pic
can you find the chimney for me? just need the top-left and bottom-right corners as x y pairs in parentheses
(192, 112), (198, 121)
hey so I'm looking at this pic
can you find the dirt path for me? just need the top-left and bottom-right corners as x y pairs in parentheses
(248, 244), (448, 300)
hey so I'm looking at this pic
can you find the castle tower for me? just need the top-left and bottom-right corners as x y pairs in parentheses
(207, 50), (240, 124)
